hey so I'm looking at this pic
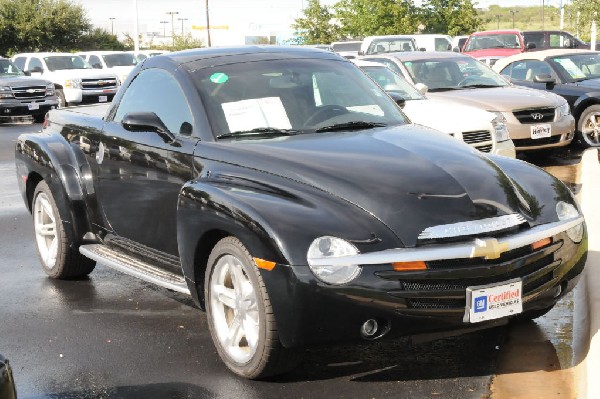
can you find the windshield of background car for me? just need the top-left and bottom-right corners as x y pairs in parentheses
(0, 59), (24, 76)
(332, 42), (362, 52)
(549, 53), (600, 82)
(361, 66), (424, 100)
(102, 53), (137, 67)
(44, 56), (92, 71)
(367, 39), (416, 54)
(402, 57), (509, 91)
(464, 34), (522, 51)
(192, 58), (408, 138)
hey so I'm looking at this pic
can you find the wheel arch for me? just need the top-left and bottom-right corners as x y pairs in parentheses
(572, 95), (600, 122)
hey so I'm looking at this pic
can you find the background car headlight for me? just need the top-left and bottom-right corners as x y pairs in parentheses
(45, 83), (55, 96)
(0, 86), (14, 99)
(490, 111), (510, 142)
(64, 79), (82, 89)
(307, 236), (361, 285)
(558, 102), (571, 118)
(556, 201), (584, 242)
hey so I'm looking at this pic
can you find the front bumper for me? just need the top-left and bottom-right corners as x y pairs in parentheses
(508, 114), (575, 151)
(0, 97), (58, 117)
(492, 139), (516, 158)
(262, 218), (587, 348)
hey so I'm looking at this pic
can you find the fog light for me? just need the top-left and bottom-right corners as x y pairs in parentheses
(361, 319), (378, 337)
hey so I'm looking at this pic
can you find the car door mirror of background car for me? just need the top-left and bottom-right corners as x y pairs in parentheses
(386, 91), (406, 108)
(533, 73), (556, 89)
(29, 66), (43, 74)
(121, 112), (176, 143)
(526, 42), (537, 51)
(415, 83), (429, 95)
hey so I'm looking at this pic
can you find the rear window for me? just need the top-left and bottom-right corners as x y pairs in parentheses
(464, 34), (522, 51)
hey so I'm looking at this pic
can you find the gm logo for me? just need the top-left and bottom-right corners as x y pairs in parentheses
(531, 112), (544, 120)
(474, 296), (488, 313)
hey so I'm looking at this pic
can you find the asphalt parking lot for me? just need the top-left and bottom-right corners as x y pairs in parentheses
(0, 121), (591, 398)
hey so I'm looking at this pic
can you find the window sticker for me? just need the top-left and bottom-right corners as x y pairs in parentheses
(210, 72), (229, 84)
(553, 58), (586, 79)
(222, 97), (292, 133)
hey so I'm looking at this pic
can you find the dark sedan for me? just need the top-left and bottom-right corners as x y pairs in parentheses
(494, 49), (600, 147)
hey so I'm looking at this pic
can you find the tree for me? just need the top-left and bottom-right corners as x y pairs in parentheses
(292, 0), (340, 44)
(167, 33), (205, 51)
(420, 0), (482, 36)
(572, 0), (600, 40)
(334, 0), (419, 38)
(77, 28), (126, 51)
(0, 0), (91, 56)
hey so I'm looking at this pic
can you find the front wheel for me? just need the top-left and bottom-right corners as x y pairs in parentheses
(56, 89), (67, 108)
(205, 237), (299, 379)
(32, 181), (95, 279)
(577, 104), (600, 147)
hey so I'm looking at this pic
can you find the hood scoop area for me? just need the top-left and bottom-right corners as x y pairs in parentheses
(417, 213), (527, 240)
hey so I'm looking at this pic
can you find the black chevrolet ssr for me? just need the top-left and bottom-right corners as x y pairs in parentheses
(15, 46), (587, 379)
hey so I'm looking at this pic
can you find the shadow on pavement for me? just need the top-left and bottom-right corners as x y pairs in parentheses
(25, 382), (217, 399)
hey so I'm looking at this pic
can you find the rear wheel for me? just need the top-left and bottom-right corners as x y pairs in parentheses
(32, 181), (95, 278)
(205, 237), (299, 379)
(56, 89), (67, 108)
(577, 104), (600, 147)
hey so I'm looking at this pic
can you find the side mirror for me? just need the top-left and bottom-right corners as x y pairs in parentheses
(122, 112), (175, 143)
(419, 47), (426, 51)
(452, 46), (461, 53)
(526, 42), (536, 50)
(23, 70), (31, 76)
(533, 73), (556, 89)
(93, 63), (103, 69)
(386, 91), (406, 108)
(415, 82), (428, 95)
(29, 66), (43, 74)
(358, 50), (364, 56)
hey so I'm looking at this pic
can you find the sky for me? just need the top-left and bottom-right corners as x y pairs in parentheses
(75, 0), (566, 40)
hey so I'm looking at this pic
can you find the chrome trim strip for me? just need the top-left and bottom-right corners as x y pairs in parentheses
(308, 216), (584, 267)
(418, 213), (527, 240)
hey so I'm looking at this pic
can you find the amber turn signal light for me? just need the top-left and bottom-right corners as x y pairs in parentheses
(392, 261), (427, 271)
(254, 258), (276, 271)
(531, 237), (552, 251)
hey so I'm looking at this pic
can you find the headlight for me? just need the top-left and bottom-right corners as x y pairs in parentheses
(490, 111), (510, 142)
(558, 102), (571, 118)
(45, 83), (55, 96)
(65, 79), (82, 89)
(556, 201), (584, 242)
(0, 86), (14, 99)
(307, 236), (361, 285)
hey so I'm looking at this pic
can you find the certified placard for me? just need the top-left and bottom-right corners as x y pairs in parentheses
(465, 279), (522, 323)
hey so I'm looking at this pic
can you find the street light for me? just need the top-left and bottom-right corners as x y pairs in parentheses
(542, 0), (545, 30)
(510, 10), (519, 29)
(109, 17), (115, 35)
(495, 14), (500, 30)
(177, 17), (188, 36)
(166, 11), (179, 46)
(160, 20), (169, 38)
(205, 0), (211, 47)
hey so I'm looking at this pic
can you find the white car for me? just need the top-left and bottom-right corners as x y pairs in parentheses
(330, 41), (363, 59)
(77, 51), (138, 85)
(127, 50), (170, 63)
(12, 53), (119, 107)
(408, 34), (453, 52)
(355, 60), (516, 157)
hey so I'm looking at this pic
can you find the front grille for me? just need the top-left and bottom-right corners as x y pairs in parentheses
(407, 298), (464, 309)
(475, 144), (492, 153)
(513, 108), (555, 124)
(513, 135), (562, 148)
(462, 130), (492, 144)
(11, 86), (47, 99)
(81, 78), (118, 91)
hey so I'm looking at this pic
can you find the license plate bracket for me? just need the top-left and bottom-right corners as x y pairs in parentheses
(530, 124), (551, 139)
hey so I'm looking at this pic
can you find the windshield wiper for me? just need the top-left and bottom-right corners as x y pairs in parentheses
(217, 127), (301, 139)
(427, 87), (459, 92)
(460, 84), (503, 89)
(315, 121), (387, 133)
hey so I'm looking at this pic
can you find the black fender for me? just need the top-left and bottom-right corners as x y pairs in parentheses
(572, 92), (600, 122)
(176, 167), (400, 347)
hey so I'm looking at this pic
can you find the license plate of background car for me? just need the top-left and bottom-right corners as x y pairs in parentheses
(464, 279), (522, 323)
(530, 124), (551, 139)
(99, 96), (108, 102)
(27, 103), (39, 110)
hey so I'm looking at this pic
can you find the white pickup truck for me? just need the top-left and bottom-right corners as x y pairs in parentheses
(77, 51), (138, 85)
(11, 52), (119, 107)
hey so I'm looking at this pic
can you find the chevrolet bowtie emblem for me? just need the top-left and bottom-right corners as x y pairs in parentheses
(471, 238), (509, 260)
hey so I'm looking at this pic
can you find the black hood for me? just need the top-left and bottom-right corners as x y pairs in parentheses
(0, 75), (51, 87)
(204, 125), (535, 247)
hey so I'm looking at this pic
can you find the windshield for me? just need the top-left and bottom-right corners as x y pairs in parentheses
(332, 42), (362, 52)
(102, 53), (137, 68)
(192, 58), (408, 139)
(361, 65), (424, 100)
(44, 56), (92, 71)
(367, 38), (416, 55)
(549, 53), (600, 82)
(402, 57), (509, 91)
(0, 59), (24, 76)
(464, 34), (522, 51)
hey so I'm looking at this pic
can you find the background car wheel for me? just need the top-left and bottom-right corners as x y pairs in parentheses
(33, 114), (46, 123)
(56, 89), (67, 108)
(32, 181), (95, 279)
(577, 104), (600, 147)
(205, 237), (299, 379)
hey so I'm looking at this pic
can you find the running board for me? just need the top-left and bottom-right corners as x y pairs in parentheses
(79, 244), (190, 295)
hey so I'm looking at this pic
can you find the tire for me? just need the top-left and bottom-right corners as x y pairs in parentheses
(205, 237), (299, 379)
(577, 104), (600, 147)
(32, 181), (95, 279)
(56, 89), (67, 108)
(33, 114), (46, 123)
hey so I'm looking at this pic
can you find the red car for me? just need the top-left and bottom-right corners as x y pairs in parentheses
(462, 30), (535, 66)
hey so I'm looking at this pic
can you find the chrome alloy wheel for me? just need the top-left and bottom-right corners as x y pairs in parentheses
(209, 254), (260, 364)
(34, 192), (58, 269)
(582, 111), (600, 145)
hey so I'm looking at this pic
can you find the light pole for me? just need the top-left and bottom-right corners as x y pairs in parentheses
(160, 20), (169, 38)
(510, 10), (518, 29)
(205, 0), (211, 47)
(178, 17), (188, 36)
(541, 0), (545, 30)
(495, 14), (500, 30)
(166, 11), (179, 46)
(109, 17), (115, 35)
